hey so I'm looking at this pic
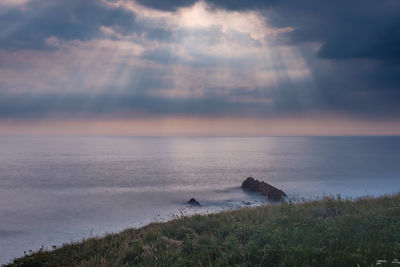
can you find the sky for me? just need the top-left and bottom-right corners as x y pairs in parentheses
(0, 0), (399, 136)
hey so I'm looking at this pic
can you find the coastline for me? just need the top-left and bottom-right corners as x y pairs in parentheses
(6, 193), (400, 266)
(2, 136), (399, 265)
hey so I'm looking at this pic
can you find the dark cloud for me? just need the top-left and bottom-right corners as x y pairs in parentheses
(206, 0), (277, 10)
(263, 0), (400, 63)
(0, 0), (137, 50)
(135, 0), (197, 11)
(136, 0), (400, 63)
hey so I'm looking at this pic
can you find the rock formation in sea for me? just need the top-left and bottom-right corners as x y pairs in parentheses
(241, 177), (287, 201)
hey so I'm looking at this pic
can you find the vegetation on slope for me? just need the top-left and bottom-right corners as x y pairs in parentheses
(8, 194), (400, 267)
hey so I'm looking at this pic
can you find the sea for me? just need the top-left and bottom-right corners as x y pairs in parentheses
(1, 136), (399, 264)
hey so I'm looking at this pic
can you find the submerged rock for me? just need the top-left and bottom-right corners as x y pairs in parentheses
(241, 177), (287, 202)
(187, 198), (201, 206)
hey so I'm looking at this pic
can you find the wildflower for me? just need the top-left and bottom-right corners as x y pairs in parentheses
(393, 259), (400, 264)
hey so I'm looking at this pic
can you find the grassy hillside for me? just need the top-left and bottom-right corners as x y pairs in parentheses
(8, 194), (400, 267)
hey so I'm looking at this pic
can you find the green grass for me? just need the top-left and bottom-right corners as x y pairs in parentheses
(7, 194), (400, 267)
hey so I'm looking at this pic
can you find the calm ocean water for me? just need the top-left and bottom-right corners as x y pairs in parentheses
(1, 136), (400, 263)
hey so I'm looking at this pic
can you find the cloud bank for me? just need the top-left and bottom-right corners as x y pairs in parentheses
(0, 0), (399, 134)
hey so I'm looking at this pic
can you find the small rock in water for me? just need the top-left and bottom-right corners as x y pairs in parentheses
(187, 198), (201, 206)
(242, 201), (252, 206)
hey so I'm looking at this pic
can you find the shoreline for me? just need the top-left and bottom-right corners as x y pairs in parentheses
(1, 193), (268, 265)
(6, 192), (400, 266)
